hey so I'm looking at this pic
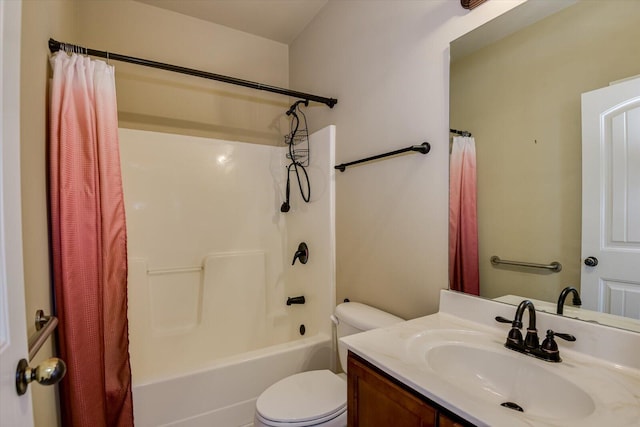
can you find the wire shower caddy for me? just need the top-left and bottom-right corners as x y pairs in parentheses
(284, 100), (310, 167)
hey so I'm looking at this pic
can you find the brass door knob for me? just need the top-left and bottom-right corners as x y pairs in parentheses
(15, 357), (66, 396)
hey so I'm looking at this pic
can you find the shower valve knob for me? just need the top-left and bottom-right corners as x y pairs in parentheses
(292, 242), (309, 265)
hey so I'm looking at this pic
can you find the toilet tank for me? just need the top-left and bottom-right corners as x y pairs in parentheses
(334, 302), (404, 372)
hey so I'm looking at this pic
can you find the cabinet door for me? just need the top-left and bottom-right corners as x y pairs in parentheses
(348, 353), (436, 427)
(439, 413), (466, 427)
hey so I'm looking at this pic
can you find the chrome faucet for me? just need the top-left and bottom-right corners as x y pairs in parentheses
(557, 286), (582, 315)
(496, 299), (576, 362)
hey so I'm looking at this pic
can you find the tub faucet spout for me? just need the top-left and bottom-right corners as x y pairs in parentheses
(286, 296), (305, 305)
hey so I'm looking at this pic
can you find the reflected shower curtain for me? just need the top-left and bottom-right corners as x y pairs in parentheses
(49, 51), (134, 426)
(449, 136), (479, 295)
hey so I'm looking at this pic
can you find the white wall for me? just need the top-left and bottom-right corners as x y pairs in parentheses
(290, 0), (524, 320)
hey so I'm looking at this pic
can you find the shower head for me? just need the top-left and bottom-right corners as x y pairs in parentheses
(281, 167), (291, 213)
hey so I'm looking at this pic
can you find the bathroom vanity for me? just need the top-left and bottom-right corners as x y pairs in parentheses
(341, 290), (640, 427)
(348, 352), (468, 426)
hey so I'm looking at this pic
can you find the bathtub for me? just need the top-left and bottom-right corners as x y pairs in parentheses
(132, 333), (332, 426)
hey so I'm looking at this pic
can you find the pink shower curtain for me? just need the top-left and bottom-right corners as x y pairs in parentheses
(49, 51), (134, 427)
(449, 136), (479, 295)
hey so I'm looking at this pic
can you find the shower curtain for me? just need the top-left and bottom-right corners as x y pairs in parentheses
(449, 136), (479, 295)
(49, 51), (134, 426)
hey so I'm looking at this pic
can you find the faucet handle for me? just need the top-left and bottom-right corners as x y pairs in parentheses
(549, 330), (576, 342)
(507, 327), (523, 346)
(292, 242), (309, 265)
(495, 315), (522, 328)
(541, 329), (575, 351)
(495, 317), (524, 346)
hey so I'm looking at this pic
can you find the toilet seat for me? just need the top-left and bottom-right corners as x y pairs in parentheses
(255, 370), (347, 427)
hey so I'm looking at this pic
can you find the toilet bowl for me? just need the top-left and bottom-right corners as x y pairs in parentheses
(254, 370), (347, 427)
(254, 302), (403, 427)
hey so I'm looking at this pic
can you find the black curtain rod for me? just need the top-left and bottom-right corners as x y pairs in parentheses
(48, 38), (337, 108)
(334, 142), (430, 172)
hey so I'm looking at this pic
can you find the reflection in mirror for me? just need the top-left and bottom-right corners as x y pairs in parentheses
(449, 0), (640, 332)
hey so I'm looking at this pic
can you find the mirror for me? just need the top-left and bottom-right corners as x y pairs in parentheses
(449, 0), (640, 332)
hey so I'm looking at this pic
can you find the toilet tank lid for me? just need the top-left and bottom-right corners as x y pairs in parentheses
(335, 302), (404, 330)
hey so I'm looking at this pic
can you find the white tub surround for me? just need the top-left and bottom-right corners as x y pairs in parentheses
(120, 126), (336, 426)
(341, 290), (640, 427)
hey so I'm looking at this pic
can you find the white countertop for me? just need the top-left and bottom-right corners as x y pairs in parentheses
(341, 291), (640, 427)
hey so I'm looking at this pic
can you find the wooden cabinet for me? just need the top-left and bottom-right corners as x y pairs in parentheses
(347, 352), (473, 427)
(439, 414), (467, 427)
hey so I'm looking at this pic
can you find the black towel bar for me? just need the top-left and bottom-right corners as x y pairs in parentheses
(334, 142), (430, 172)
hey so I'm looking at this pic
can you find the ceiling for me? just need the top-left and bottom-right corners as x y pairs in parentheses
(133, 0), (329, 45)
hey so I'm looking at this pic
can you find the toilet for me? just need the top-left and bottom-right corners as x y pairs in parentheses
(254, 302), (404, 427)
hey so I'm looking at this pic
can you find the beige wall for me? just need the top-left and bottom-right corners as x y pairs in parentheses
(289, 0), (523, 320)
(75, 0), (290, 146)
(450, 1), (640, 303)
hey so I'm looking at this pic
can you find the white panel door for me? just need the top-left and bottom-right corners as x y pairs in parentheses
(581, 76), (640, 319)
(0, 0), (34, 425)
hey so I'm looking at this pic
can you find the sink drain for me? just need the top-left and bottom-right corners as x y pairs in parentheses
(500, 402), (524, 412)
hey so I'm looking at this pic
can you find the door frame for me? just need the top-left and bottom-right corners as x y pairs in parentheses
(0, 0), (34, 425)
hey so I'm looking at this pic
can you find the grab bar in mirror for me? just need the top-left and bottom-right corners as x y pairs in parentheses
(29, 310), (59, 360)
(490, 255), (562, 273)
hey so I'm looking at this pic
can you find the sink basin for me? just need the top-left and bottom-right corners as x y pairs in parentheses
(426, 344), (596, 420)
